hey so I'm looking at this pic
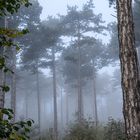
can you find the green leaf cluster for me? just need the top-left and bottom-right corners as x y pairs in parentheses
(0, 0), (32, 16)
(0, 108), (34, 140)
(63, 119), (98, 140)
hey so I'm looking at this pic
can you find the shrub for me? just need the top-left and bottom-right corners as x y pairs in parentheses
(104, 118), (126, 140)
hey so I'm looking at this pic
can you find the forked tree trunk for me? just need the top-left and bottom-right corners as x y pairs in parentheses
(52, 46), (58, 140)
(116, 0), (140, 139)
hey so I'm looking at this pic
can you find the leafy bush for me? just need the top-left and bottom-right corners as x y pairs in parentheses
(104, 118), (126, 140)
(0, 108), (34, 140)
(63, 119), (103, 140)
(62, 118), (125, 140)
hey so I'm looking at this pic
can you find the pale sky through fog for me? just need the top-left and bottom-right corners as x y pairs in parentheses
(38, 0), (116, 23)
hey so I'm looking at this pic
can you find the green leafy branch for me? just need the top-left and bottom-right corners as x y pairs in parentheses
(0, 108), (34, 140)
(0, 0), (32, 16)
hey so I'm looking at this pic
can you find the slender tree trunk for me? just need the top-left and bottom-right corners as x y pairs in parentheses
(11, 46), (16, 122)
(0, 17), (8, 109)
(36, 65), (41, 139)
(66, 92), (69, 125)
(0, 71), (4, 109)
(60, 84), (63, 140)
(52, 46), (58, 140)
(137, 47), (140, 63)
(0, 48), (4, 109)
(116, 0), (140, 139)
(77, 19), (83, 122)
(24, 79), (29, 119)
(0, 51), (4, 109)
(92, 69), (98, 127)
(60, 84), (63, 128)
(25, 90), (28, 118)
(77, 45), (83, 121)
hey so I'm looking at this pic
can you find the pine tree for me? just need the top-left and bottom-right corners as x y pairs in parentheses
(60, 0), (105, 123)
(116, 0), (140, 139)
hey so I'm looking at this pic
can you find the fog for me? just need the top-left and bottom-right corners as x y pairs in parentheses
(3, 0), (140, 139)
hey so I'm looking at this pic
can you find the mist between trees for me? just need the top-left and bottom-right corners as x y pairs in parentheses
(1, 0), (140, 140)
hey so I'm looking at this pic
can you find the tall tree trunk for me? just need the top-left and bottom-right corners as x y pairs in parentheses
(77, 19), (83, 122)
(60, 84), (63, 140)
(36, 65), (41, 139)
(60, 84), (63, 128)
(11, 46), (16, 122)
(77, 45), (83, 121)
(24, 78), (29, 119)
(0, 70), (4, 109)
(0, 48), (5, 109)
(0, 47), (4, 109)
(0, 17), (8, 109)
(66, 92), (69, 125)
(52, 46), (58, 140)
(137, 47), (140, 63)
(116, 0), (140, 139)
(25, 90), (28, 118)
(92, 68), (98, 127)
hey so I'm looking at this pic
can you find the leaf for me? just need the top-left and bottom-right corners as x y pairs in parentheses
(0, 57), (5, 66)
(24, 127), (30, 133)
(4, 68), (9, 73)
(27, 120), (32, 127)
(13, 126), (20, 131)
(16, 45), (21, 51)
(2, 85), (10, 92)
(21, 29), (29, 34)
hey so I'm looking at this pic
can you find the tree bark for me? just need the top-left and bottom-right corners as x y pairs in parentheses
(0, 48), (4, 109)
(77, 44), (83, 121)
(77, 18), (83, 122)
(0, 49), (4, 109)
(137, 47), (140, 63)
(60, 82), (63, 129)
(60, 83), (63, 140)
(25, 90), (28, 118)
(116, 0), (140, 139)
(36, 64), (41, 139)
(92, 68), (98, 127)
(11, 46), (16, 122)
(52, 46), (58, 140)
(0, 17), (8, 109)
(0, 70), (4, 109)
(66, 92), (69, 125)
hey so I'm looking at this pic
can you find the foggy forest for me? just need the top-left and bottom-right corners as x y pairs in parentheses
(0, 0), (140, 140)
